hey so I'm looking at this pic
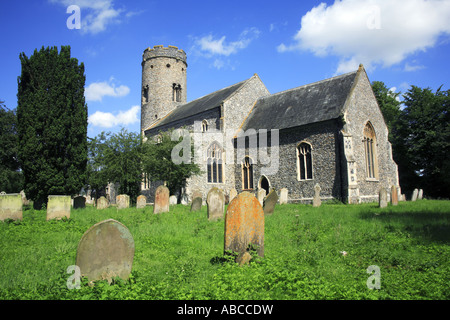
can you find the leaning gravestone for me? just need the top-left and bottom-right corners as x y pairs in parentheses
(0, 193), (23, 221)
(136, 195), (147, 209)
(263, 189), (278, 215)
(207, 187), (225, 221)
(313, 184), (322, 207)
(97, 196), (109, 210)
(116, 194), (130, 210)
(379, 187), (388, 208)
(411, 189), (419, 201)
(190, 196), (202, 212)
(76, 219), (135, 283)
(153, 185), (169, 214)
(257, 189), (266, 207)
(391, 186), (398, 206)
(73, 196), (86, 209)
(229, 188), (238, 203)
(224, 192), (264, 262)
(47, 195), (71, 220)
(418, 189), (423, 200)
(279, 188), (288, 205)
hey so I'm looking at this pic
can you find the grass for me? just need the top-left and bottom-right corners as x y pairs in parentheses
(0, 200), (449, 300)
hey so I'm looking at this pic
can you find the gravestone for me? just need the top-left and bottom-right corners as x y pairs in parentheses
(263, 189), (278, 215)
(379, 187), (388, 208)
(190, 196), (202, 212)
(154, 185), (170, 214)
(229, 188), (238, 203)
(418, 189), (423, 200)
(47, 195), (71, 220)
(169, 195), (177, 205)
(313, 184), (322, 207)
(20, 190), (30, 206)
(73, 196), (86, 209)
(279, 188), (288, 205)
(0, 193), (23, 221)
(224, 192), (264, 261)
(391, 186), (398, 206)
(192, 190), (202, 201)
(76, 219), (135, 283)
(411, 189), (419, 201)
(257, 189), (266, 207)
(207, 187), (225, 221)
(116, 194), (130, 209)
(136, 195), (147, 209)
(97, 196), (109, 210)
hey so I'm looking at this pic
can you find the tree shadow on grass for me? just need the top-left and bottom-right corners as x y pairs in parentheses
(359, 210), (450, 244)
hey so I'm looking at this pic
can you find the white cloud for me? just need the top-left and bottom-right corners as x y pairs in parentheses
(85, 78), (130, 101)
(50, 0), (125, 34)
(195, 27), (261, 57)
(89, 105), (140, 128)
(278, 0), (450, 74)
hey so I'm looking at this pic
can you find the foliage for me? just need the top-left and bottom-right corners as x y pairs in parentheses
(16, 46), (88, 208)
(0, 100), (23, 192)
(142, 129), (201, 196)
(0, 200), (449, 300)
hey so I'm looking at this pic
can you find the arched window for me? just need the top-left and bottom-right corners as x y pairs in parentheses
(297, 142), (313, 180)
(242, 156), (254, 190)
(172, 83), (182, 102)
(201, 120), (208, 132)
(363, 122), (378, 179)
(207, 142), (223, 183)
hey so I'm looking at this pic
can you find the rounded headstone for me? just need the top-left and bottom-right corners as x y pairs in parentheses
(190, 196), (202, 212)
(207, 187), (225, 221)
(76, 219), (135, 282)
(97, 196), (109, 210)
(136, 195), (147, 209)
(154, 185), (169, 214)
(116, 194), (130, 209)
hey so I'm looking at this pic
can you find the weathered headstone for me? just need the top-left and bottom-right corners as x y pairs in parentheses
(116, 194), (130, 209)
(379, 187), (388, 208)
(97, 196), (109, 210)
(192, 190), (202, 201)
(224, 192), (264, 262)
(418, 189), (423, 200)
(229, 188), (238, 203)
(391, 186), (398, 206)
(257, 189), (266, 207)
(154, 185), (169, 214)
(20, 190), (30, 206)
(136, 195), (147, 209)
(169, 195), (177, 205)
(76, 219), (135, 283)
(207, 187), (225, 221)
(279, 188), (288, 205)
(0, 193), (23, 221)
(411, 188), (419, 201)
(47, 195), (71, 220)
(190, 196), (202, 212)
(313, 184), (322, 207)
(73, 196), (86, 209)
(263, 189), (278, 215)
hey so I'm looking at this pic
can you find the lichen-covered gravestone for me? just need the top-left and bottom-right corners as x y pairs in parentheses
(136, 195), (147, 209)
(73, 196), (86, 209)
(379, 187), (388, 208)
(391, 186), (398, 206)
(207, 187), (225, 221)
(97, 196), (109, 210)
(154, 185), (169, 214)
(224, 192), (264, 264)
(0, 193), (23, 221)
(263, 189), (278, 215)
(116, 194), (130, 209)
(47, 195), (71, 220)
(279, 188), (288, 205)
(76, 219), (135, 283)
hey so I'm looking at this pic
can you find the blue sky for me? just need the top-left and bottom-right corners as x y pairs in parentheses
(1, 0), (450, 138)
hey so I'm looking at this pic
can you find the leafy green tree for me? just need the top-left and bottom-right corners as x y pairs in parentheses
(142, 130), (201, 196)
(17, 46), (88, 208)
(0, 100), (23, 192)
(86, 132), (109, 201)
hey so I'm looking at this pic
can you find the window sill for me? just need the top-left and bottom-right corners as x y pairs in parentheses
(365, 178), (379, 182)
(242, 189), (254, 192)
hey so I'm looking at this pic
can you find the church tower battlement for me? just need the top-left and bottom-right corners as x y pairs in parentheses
(141, 45), (187, 134)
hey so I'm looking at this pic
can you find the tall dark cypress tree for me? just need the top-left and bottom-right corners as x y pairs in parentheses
(17, 46), (88, 208)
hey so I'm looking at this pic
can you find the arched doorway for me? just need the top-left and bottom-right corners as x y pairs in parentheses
(258, 175), (270, 195)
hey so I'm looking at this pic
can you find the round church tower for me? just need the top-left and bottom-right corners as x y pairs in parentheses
(141, 45), (187, 134)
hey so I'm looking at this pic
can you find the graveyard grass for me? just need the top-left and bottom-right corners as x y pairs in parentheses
(0, 200), (449, 300)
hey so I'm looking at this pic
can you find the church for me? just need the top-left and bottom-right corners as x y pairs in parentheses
(140, 45), (400, 205)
